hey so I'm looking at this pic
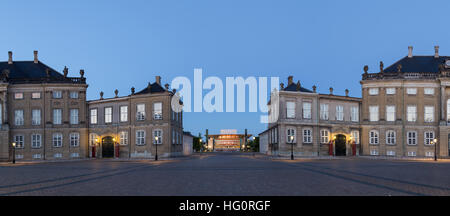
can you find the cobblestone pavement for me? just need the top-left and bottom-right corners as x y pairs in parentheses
(1, 153), (449, 196)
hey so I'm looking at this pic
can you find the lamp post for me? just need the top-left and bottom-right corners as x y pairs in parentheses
(433, 138), (438, 161)
(154, 136), (159, 161)
(12, 142), (16, 164)
(289, 135), (294, 160)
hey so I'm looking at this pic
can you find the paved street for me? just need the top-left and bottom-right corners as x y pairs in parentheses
(1, 153), (450, 196)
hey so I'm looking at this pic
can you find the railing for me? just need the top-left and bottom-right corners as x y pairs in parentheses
(362, 72), (442, 80)
(5, 76), (86, 84)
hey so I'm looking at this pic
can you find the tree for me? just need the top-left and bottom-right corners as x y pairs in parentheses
(247, 137), (259, 152)
(193, 133), (202, 152)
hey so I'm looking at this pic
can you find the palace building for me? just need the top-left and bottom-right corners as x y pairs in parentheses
(206, 129), (251, 152)
(0, 51), (185, 161)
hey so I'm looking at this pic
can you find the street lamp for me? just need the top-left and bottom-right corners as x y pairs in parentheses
(12, 142), (16, 164)
(433, 138), (438, 161)
(288, 135), (294, 160)
(154, 136), (159, 161)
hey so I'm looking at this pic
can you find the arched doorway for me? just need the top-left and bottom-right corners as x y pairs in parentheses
(102, 136), (114, 158)
(335, 134), (346, 156)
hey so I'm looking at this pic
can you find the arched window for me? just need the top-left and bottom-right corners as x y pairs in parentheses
(369, 130), (379, 145)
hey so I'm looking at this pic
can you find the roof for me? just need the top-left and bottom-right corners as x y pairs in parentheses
(283, 83), (313, 93)
(0, 61), (86, 84)
(135, 82), (167, 95)
(384, 56), (450, 73)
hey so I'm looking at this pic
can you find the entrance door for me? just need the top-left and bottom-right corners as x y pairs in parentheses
(102, 136), (114, 158)
(335, 134), (346, 156)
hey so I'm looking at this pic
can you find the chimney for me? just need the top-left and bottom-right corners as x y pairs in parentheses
(80, 69), (85, 78)
(8, 51), (12, 64)
(63, 66), (68, 78)
(156, 76), (161, 85)
(131, 87), (135, 95)
(288, 76), (293, 85)
(345, 89), (349, 97)
(329, 87), (333, 95)
(408, 46), (413, 58)
(435, 46), (440, 58)
(34, 50), (38, 63)
(312, 85), (317, 93)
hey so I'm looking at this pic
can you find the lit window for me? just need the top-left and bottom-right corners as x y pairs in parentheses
(137, 104), (146, 121)
(386, 88), (396, 95)
(120, 106), (128, 122)
(351, 131), (359, 144)
(369, 88), (379, 95)
(320, 104), (329, 120)
(369, 106), (379, 122)
(90, 109), (98, 124)
(120, 131), (128, 145)
(153, 103), (163, 120)
(104, 107), (112, 123)
(31, 92), (41, 99)
(320, 129), (330, 143)
(286, 101), (295, 119)
(386, 130), (396, 145)
(407, 131), (417, 145)
(407, 88), (417, 95)
(424, 106), (434, 122)
(89, 133), (99, 146)
(386, 106), (395, 122)
(14, 93), (23, 100)
(303, 129), (312, 143)
(369, 130), (379, 144)
(407, 106), (417, 122)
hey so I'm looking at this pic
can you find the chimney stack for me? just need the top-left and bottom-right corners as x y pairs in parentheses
(34, 50), (38, 63)
(345, 89), (349, 97)
(435, 46), (440, 58)
(288, 76), (293, 85)
(408, 46), (413, 58)
(329, 87), (333, 95)
(312, 85), (317, 93)
(156, 76), (161, 85)
(8, 51), (12, 64)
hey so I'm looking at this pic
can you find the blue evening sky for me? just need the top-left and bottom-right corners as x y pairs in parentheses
(1, 0), (450, 137)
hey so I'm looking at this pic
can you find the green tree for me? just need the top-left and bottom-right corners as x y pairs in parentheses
(247, 137), (259, 152)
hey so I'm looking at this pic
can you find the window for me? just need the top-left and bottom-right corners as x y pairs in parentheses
(387, 151), (396, 156)
(425, 152), (434, 157)
(172, 130), (176, 144)
(31, 92), (41, 99)
(286, 101), (295, 119)
(104, 107), (112, 123)
(14, 93), (23, 99)
(351, 131), (360, 144)
(407, 131), (417, 145)
(386, 88), (396, 95)
(351, 106), (359, 122)
(89, 133), (99, 146)
(70, 133), (80, 147)
(52, 133), (63, 147)
(369, 88), (379, 95)
(447, 100), (450, 122)
(53, 109), (62, 125)
(369, 130), (379, 144)
(386, 130), (396, 145)
(69, 91), (79, 99)
(33, 154), (42, 159)
(31, 134), (42, 148)
(303, 102), (311, 119)
(15, 110), (24, 126)
(53, 91), (62, 99)
(54, 153), (63, 158)
(407, 151), (417, 157)
(320, 129), (330, 143)
(71, 153), (80, 158)
(153, 102), (163, 120)
(136, 104), (145, 121)
(90, 109), (98, 124)
(320, 104), (329, 120)
(303, 129), (312, 143)
(32, 109), (41, 125)
(286, 128), (296, 143)
(424, 131), (435, 145)
(336, 105), (344, 121)
(386, 106), (395, 122)
(370, 149), (379, 156)
(424, 88), (434, 95)
(153, 129), (162, 144)
(407, 88), (417, 95)
(424, 106), (434, 122)
(70, 109), (79, 125)
(120, 106), (128, 122)
(119, 131), (128, 145)
(14, 135), (24, 148)
(136, 130), (146, 145)
(369, 106), (379, 122)
(407, 106), (417, 122)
